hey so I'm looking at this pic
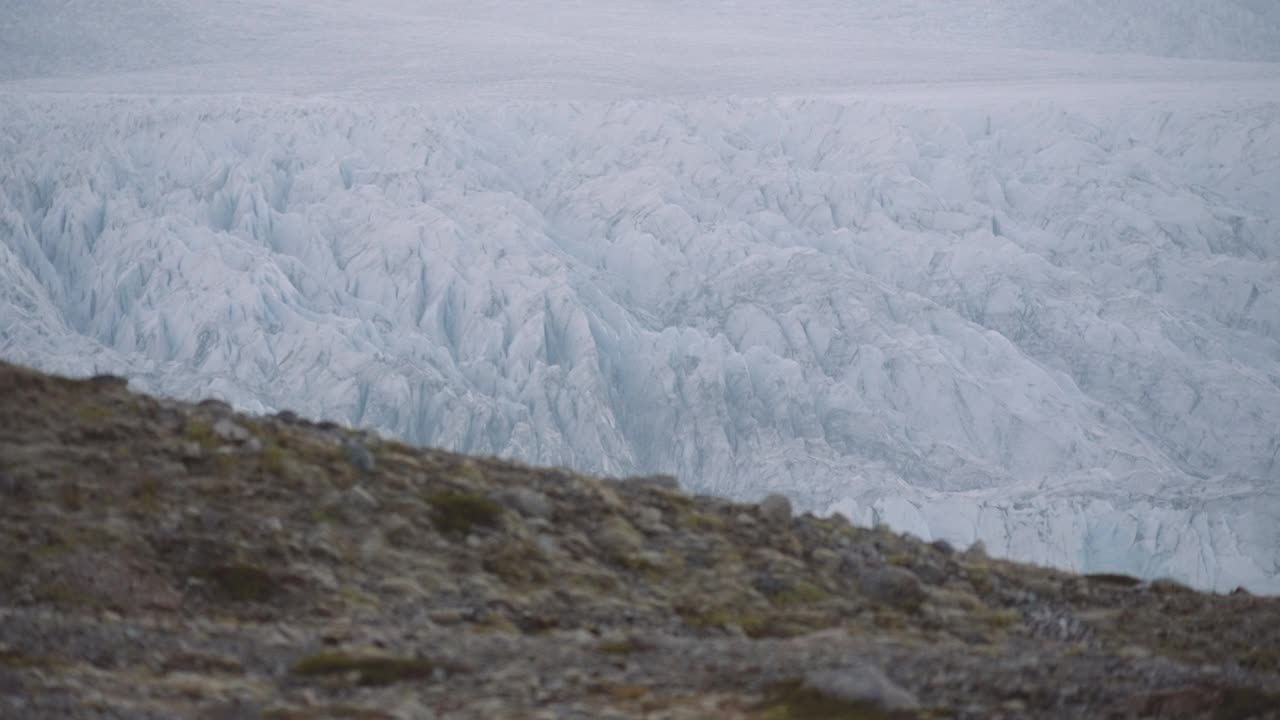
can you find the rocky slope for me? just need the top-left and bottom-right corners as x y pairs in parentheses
(0, 361), (1277, 719)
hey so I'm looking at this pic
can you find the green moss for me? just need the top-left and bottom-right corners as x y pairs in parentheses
(290, 652), (435, 686)
(426, 491), (503, 535)
(184, 419), (218, 448)
(613, 551), (669, 577)
(885, 553), (914, 567)
(337, 586), (379, 609)
(755, 680), (894, 719)
(769, 581), (831, 608)
(983, 608), (1021, 630)
(566, 569), (620, 594)
(472, 613), (518, 635)
(378, 439), (418, 457)
(0, 650), (61, 671)
(684, 510), (725, 531)
(261, 443), (289, 476)
(482, 540), (547, 585)
(198, 563), (280, 603)
(964, 565), (995, 596)
(76, 403), (112, 423)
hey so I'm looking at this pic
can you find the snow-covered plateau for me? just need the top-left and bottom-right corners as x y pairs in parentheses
(2, 0), (1279, 592)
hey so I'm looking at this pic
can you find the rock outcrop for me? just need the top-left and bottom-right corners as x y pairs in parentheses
(0, 362), (1277, 719)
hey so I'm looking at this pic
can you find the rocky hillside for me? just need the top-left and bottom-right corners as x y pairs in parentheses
(0, 361), (1277, 719)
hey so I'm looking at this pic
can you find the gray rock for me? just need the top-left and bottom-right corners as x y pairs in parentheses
(596, 516), (644, 556)
(759, 493), (793, 526)
(912, 558), (950, 586)
(88, 374), (128, 389)
(966, 539), (988, 558)
(633, 505), (669, 534)
(492, 487), (552, 519)
(804, 664), (920, 711)
(860, 566), (927, 611)
(343, 440), (376, 473)
(622, 474), (680, 492)
(811, 548), (841, 572)
(346, 484), (379, 509)
(212, 418), (251, 443)
(534, 534), (564, 558)
(198, 398), (233, 414)
(0, 472), (26, 499)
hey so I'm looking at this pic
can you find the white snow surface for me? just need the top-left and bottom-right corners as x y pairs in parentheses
(2, 1), (1279, 592)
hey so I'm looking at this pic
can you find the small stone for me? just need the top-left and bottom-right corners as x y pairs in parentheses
(297, 564), (338, 592)
(930, 539), (956, 555)
(0, 472), (26, 499)
(632, 505), (667, 534)
(212, 418), (251, 443)
(860, 566), (927, 611)
(275, 410), (301, 424)
(243, 436), (263, 453)
(346, 484), (378, 509)
(534, 534), (563, 557)
(389, 696), (432, 720)
(492, 487), (552, 519)
(966, 539), (988, 558)
(343, 440), (376, 473)
(759, 493), (793, 526)
(383, 515), (416, 547)
(804, 664), (919, 711)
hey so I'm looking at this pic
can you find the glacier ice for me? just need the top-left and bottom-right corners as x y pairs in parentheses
(2, 0), (1279, 593)
(2, 94), (1277, 592)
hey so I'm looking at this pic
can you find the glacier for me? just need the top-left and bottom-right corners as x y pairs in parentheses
(2, 0), (1279, 592)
